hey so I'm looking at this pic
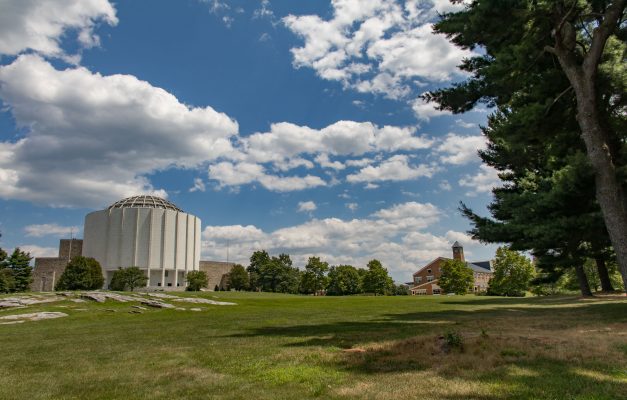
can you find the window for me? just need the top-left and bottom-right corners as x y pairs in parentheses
(427, 269), (432, 274)
(432, 288), (441, 295)
(165, 271), (169, 277)
(414, 289), (427, 295)
(427, 275), (434, 282)
(414, 276), (422, 283)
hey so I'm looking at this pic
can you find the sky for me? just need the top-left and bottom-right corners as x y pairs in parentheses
(0, 0), (501, 282)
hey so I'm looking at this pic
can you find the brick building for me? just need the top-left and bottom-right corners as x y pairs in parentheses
(410, 242), (493, 295)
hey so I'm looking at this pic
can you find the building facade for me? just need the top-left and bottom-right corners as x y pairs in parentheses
(31, 195), (235, 291)
(410, 242), (493, 295)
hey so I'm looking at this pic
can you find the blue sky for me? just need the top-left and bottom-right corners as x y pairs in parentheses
(0, 0), (500, 282)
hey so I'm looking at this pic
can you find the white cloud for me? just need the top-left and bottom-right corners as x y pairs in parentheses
(347, 155), (435, 183)
(346, 202), (358, 211)
(24, 223), (80, 238)
(411, 96), (451, 121)
(438, 133), (487, 165)
(459, 164), (501, 196)
(199, 201), (490, 280)
(189, 178), (206, 193)
(298, 201), (317, 213)
(0, 55), (238, 207)
(284, 0), (473, 100)
(18, 244), (58, 258)
(438, 180), (452, 191)
(208, 161), (326, 192)
(364, 183), (379, 190)
(455, 119), (476, 129)
(0, 0), (118, 59)
(253, 0), (275, 21)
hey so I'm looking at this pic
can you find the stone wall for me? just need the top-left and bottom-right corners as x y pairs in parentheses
(59, 239), (83, 260)
(31, 258), (68, 291)
(199, 261), (235, 290)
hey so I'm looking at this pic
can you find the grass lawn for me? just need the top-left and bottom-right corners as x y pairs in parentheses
(1, 292), (626, 399)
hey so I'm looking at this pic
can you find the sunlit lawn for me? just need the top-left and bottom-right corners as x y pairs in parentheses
(1, 292), (626, 399)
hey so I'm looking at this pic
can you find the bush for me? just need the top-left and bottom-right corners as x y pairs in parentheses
(108, 266), (147, 291)
(186, 271), (208, 291)
(443, 330), (464, 352)
(55, 256), (104, 291)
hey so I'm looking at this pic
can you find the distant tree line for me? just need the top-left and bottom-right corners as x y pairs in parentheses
(222, 250), (407, 296)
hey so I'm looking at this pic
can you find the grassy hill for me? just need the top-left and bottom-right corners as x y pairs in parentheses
(1, 292), (626, 399)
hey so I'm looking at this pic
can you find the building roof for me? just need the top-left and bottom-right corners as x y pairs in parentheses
(108, 195), (183, 212)
(452, 241), (462, 248)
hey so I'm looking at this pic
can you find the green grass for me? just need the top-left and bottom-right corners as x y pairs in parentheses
(1, 292), (626, 399)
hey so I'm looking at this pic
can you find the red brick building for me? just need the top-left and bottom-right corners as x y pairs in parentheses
(410, 242), (493, 295)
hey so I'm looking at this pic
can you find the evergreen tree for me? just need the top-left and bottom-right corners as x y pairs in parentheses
(488, 247), (535, 296)
(362, 259), (393, 295)
(439, 259), (474, 295)
(55, 256), (104, 291)
(327, 265), (362, 295)
(228, 264), (249, 291)
(427, 0), (627, 292)
(0, 247), (13, 293)
(7, 248), (33, 292)
(186, 270), (209, 291)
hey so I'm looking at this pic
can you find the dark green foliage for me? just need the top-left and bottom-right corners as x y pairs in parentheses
(186, 271), (208, 291)
(443, 330), (464, 352)
(55, 256), (104, 291)
(247, 250), (270, 291)
(392, 284), (410, 296)
(0, 247), (13, 293)
(488, 247), (535, 296)
(250, 251), (302, 294)
(362, 259), (393, 295)
(228, 264), (249, 291)
(5, 248), (32, 292)
(326, 265), (362, 295)
(108, 266), (147, 292)
(299, 256), (329, 294)
(428, 0), (627, 295)
(439, 259), (473, 295)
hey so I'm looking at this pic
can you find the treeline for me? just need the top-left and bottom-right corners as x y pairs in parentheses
(225, 250), (408, 296)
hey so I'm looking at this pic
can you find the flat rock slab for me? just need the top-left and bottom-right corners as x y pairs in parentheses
(0, 296), (61, 308)
(80, 293), (106, 303)
(0, 312), (68, 324)
(140, 300), (176, 309)
(144, 293), (236, 306)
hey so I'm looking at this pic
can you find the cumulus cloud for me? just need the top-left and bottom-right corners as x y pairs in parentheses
(24, 223), (81, 238)
(18, 244), (58, 258)
(437, 133), (487, 165)
(347, 155), (435, 183)
(0, 55), (238, 207)
(200, 201), (489, 280)
(0, 0), (118, 59)
(411, 97), (452, 121)
(459, 164), (501, 196)
(208, 162), (326, 192)
(297, 201), (317, 213)
(189, 178), (206, 193)
(284, 0), (473, 100)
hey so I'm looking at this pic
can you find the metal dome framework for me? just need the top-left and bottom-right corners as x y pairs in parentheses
(108, 195), (183, 212)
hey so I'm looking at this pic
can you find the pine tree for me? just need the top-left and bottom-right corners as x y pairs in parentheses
(7, 248), (32, 292)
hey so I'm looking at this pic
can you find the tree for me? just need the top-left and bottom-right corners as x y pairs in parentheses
(0, 247), (13, 293)
(6, 248), (33, 292)
(488, 247), (535, 296)
(247, 250), (270, 291)
(299, 256), (329, 295)
(327, 265), (362, 295)
(362, 259), (393, 295)
(108, 266), (147, 292)
(228, 264), (249, 291)
(55, 256), (104, 291)
(439, 259), (474, 295)
(186, 270), (208, 291)
(427, 0), (627, 291)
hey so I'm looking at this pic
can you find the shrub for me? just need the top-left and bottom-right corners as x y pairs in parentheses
(443, 330), (464, 352)
(55, 256), (104, 291)
(186, 271), (208, 291)
(108, 266), (147, 292)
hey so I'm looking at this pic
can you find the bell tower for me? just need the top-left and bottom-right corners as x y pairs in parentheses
(452, 241), (465, 262)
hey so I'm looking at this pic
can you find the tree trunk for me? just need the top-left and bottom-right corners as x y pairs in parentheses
(574, 264), (593, 297)
(595, 257), (615, 292)
(547, 0), (627, 294)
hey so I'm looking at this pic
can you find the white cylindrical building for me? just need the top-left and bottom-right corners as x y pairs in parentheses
(82, 195), (201, 289)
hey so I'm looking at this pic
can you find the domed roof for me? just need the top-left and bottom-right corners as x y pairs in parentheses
(108, 195), (182, 212)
